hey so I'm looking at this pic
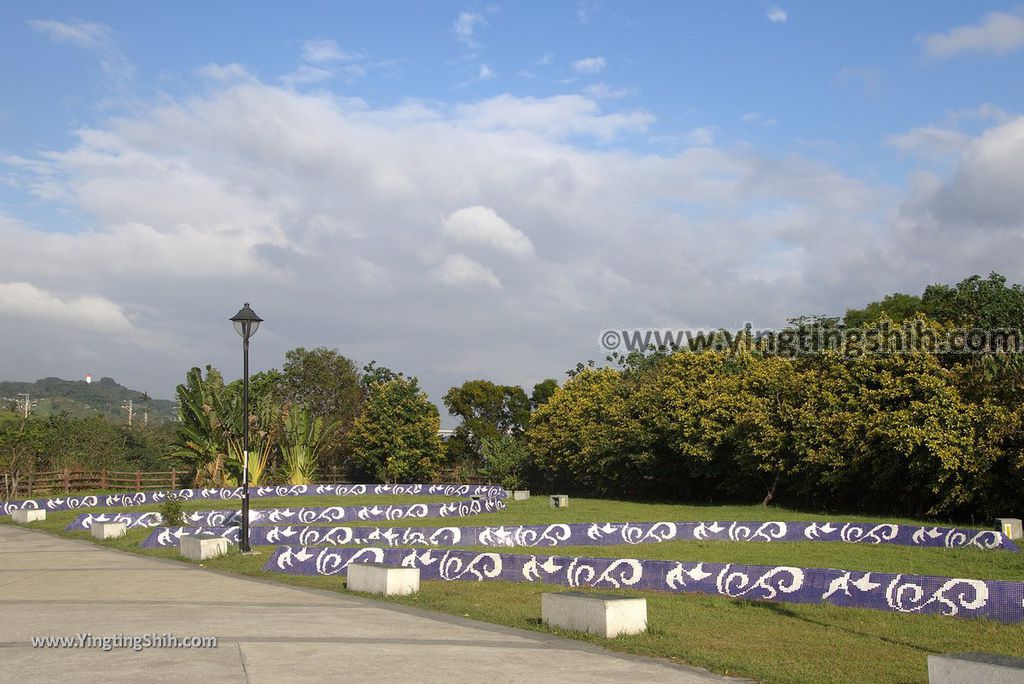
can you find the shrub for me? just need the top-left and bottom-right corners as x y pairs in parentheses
(159, 493), (185, 527)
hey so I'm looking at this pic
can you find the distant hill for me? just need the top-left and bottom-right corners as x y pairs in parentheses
(0, 377), (176, 425)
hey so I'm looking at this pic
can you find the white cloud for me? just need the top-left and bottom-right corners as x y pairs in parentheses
(0, 282), (131, 333)
(5, 75), (1024, 418)
(886, 105), (1014, 160)
(479, 64), (496, 80)
(28, 19), (110, 50)
(28, 19), (135, 84)
(302, 39), (355, 63)
(582, 82), (633, 99)
(433, 254), (502, 289)
(887, 126), (972, 159)
(453, 93), (653, 141)
(924, 9), (1024, 59)
(442, 206), (534, 256)
(281, 65), (334, 87)
(741, 112), (778, 127)
(683, 127), (718, 146)
(198, 62), (253, 82)
(766, 6), (787, 23)
(453, 12), (485, 48)
(571, 56), (606, 74)
(912, 116), (1024, 227)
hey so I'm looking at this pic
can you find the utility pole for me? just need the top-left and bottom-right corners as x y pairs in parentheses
(121, 399), (134, 426)
(16, 393), (36, 419)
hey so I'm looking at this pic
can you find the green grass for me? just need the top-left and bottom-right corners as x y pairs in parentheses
(3, 494), (1022, 683)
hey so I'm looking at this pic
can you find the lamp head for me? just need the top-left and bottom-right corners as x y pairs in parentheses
(230, 303), (263, 339)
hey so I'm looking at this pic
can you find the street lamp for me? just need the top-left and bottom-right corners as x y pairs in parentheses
(229, 302), (263, 552)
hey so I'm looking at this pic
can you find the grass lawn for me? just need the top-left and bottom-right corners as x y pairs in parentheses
(3, 494), (1022, 683)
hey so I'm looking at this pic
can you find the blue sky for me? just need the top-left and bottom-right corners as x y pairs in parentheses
(1, 2), (1023, 411)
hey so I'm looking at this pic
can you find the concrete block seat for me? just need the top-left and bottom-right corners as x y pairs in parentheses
(11, 509), (45, 524)
(347, 562), (420, 596)
(180, 534), (229, 561)
(541, 592), (647, 638)
(91, 521), (127, 540)
(927, 652), (1024, 684)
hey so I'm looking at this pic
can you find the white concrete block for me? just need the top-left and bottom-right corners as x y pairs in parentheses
(542, 592), (647, 638)
(91, 521), (127, 540)
(180, 534), (229, 561)
(928, 653), (1024, 684)
(11, 509), (45, 524)
(549, 494), (569, 508)
(995, 518), (1022, 540)
(347, 562), (420, 596)
(513, 490), (530, 501)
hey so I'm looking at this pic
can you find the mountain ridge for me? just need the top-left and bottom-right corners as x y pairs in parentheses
(0, 377), (176, 424)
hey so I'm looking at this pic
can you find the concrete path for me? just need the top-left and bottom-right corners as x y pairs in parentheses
(0, 525), (746, 683)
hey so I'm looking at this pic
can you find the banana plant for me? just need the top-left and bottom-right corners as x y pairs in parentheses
(279, 402), (340, 485)
(173, 367), (229, 487)
(213, 389), (280, 487)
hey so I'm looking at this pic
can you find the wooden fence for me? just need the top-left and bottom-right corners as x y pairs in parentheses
(4, 469), (184, 498)
(2, 467), (488, 499)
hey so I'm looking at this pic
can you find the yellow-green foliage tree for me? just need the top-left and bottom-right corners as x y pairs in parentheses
(528, 313), (1024, 519)
(348, 376), (443, 483)
(529, 367), (626, 495)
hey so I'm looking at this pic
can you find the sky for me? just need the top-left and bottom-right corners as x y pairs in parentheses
(1, 2), (1023, 419)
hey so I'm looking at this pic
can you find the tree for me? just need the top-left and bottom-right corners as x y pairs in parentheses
(0, 416), (46, 497)
(530, 379), (559, 409)
(922, 274), (1024, 403)
(282, 347), (363, 428)
(41, 413), (127, 472)
(443, 380), (530, 465)
(481, 435), (531, 490)
(348, 376), (443, 483)
(844, 293), (924, 328)
(361, 361), (402, 391)
(528, 367), (627, 495)
(921, 272), (1024, 328)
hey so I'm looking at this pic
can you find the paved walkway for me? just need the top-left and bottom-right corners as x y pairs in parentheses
(0, 525), (745, 683)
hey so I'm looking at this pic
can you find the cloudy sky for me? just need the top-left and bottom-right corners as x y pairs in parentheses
(1, 2), (1023, 417)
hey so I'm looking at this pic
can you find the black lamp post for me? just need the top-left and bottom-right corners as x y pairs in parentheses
(229, 303), (262, 552)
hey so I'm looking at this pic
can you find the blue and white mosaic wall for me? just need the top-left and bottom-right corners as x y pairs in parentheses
(139, 520), (1019, 552)
(263, 545), (1024, 623)
(66, 498), (507, 531)
(1, 483), (505, 516)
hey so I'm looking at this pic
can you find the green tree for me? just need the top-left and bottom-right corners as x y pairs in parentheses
(282, 347), (363, 427)
(349, 376), (443, 483)
(530, 379), (559, 409)
(361, 361), (402, 390)
(844, 293), (925, 328)
(528, 367), (626, 495)
(0, 416), (47, 497)
(443, 380), (530, 465)
(43, 413), (127, 472)
(921, 272), (1024, 328)
(481, 435), (532, 490)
